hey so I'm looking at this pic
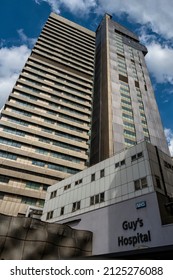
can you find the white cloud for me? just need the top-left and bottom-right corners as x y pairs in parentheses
(17, 29), (36, 47)
(35, 0), (97, 15)
(59, 0), (97, 14)
(35, 1), (173, 39)
(0, 45), (31, 108)
(145, 42), (173, 84)
(139, 29), (173, 85)
(35, 0), (60, 14)
(164, 128), (173, 156)
(97, 0), (173, 39)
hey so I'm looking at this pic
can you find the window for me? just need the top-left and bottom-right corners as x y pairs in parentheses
(164, 160), (173, 171)
(75, 179), (82, 186)
(3, 127), (25, 136)
(144, 136), (150, 142)
(64, 184), (71, 191)
(21, 196), (37, 205)
(122, 113), (134, 121)
(46, 211), (54, 220)
(115, 160), (125, 168)
(42, 127), (53, 134)
(0, 192), (5, 200)
(53, 141), (82, 152)
(60, 207), (64, 216)
(50, 151), (81, 163)
(123, 121), (135, 129)
(35, 148), (49, 155)
(131, 152), (143, 162)
(38, 137), (51, 144)
(137, 152), (143, 158)
(25, 181), (41, 190)
(141, 177), (147, 188)
(72, 201), (81, 212)
(50, 190), (57, 199)
(124, 129), (136, 137)
(55, 131), (84, 142)
(125, 138), (137, 145)
(0, 151), (17, 160)
(90, 192), (105, 206)
(100, 192), (105, 203)
(119, 74), (128, 83)
(43, 185), (48, 191)
(131, 155), (137, 161)
(0, 138), (21, 148)
(155, 175), (162, 189)
(134, 177), (148, 191)
(121, 99), (131, 106)
(12, 108), (32, 117)
(0, 175), (10, 183)
(143, 128), (149, 134)
(48, 163), (77, 174)
(134, 179), (141, 190)
(91, 173), (95, 182)
(122, 106), (133, 113)
(95, 194), (99, 204)
(100, 169), (105, 178)
(32, 160), (45, 167)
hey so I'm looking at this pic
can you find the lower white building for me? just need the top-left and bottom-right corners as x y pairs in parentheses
(42, 141), (173, 257)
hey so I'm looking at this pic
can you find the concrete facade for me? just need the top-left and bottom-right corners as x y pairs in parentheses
(42, 142), (173, 256)
(0, 13), (95, 216)
(0, 11), (170, 232)
(0, 214), (92, 259)
(90, 14), (169, 165)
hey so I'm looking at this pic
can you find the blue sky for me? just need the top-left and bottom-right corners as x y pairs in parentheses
(0, 0), (173, 154)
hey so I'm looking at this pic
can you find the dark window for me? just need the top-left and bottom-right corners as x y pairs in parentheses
(121, 160), (125, 166)
(32, 160), (45, 167)
(134, 177), (147, 191)
(141, 177), (147, 188)
(91, 173), (95, 182)
(100, 192), (105, 203)
(95, 194), (99, 204)
(90, 196), (94, 205)
(46, 211), (53, 220)
(0, 175), (10, 183)
(100, 169), (105, 178)
(72, 201), (81, 212)
(26, 181), (41, 190)
(137, 152), (143, 158)
(119, 74), (128, 83)
(75, 179), (83, 185)
(155, 176), (162, 189)
(134, 179), (141, 191)
(131, 155), (137, 161)
(50, 190), (57, 199)
(132, 152), (143, 162)
(115, 162), (120, 168)
(64, 184), (71, 191)
(60, 207), (64, 216)
(135, 81), (139, 88)
(90, 192), (105, 205)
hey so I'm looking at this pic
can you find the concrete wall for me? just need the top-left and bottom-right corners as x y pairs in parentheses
(0, 214), (92, 259)
(56, 192), (173, 256)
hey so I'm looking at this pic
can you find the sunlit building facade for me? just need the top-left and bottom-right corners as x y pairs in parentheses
(0, 13), (95, 216)
(0, 13), (170, 219)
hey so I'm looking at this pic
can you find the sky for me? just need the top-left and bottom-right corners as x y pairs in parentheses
(0, 0), (173, 155)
